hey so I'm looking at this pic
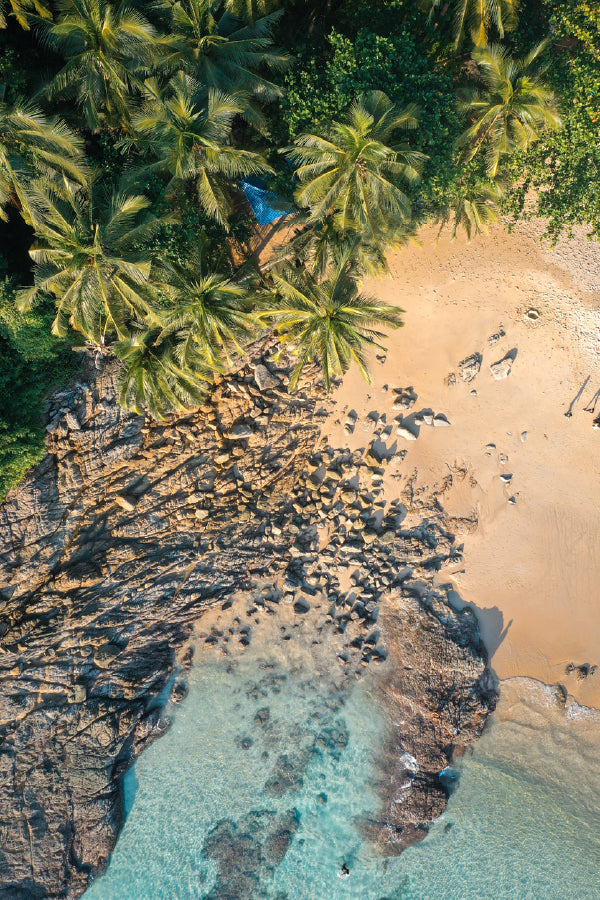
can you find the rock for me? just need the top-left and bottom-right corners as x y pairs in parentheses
(293, 597), (310, 614)
(458, 353), (482, 382)
(396, 426), (417, 441)
(520, 431), (528, 443)
(500, 473), (513, 483)
(228, 424), (253, 439)
(340, 490), (357, 503)
(64, 412), (81, 432)
(490, 356), (514, 379)
(254, 364), (280, 391)
(433, 414), (451, 427)
(93, 642), (123, 668)
(115, 494), (136, 512)
(195, 508), (209, 520)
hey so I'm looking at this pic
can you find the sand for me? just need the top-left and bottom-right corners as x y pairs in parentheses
(319, 219), (600, 707)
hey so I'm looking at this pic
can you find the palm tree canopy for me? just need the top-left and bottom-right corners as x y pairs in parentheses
(421, 0), (519, 49)
(157, 251), (257, 368)
(161, 0), (289, 108)
(286, 90), (426, 238)
(18, 183), (164, 343)
(441, 179), (504, 241)
(223, 0), (281, 27)
(43, 0), (158, 131)
(0, 100), (87, 224)
(115, 326), (210, 420)
(457, 42), (562, 177)
(129, 72), (272, 225)
(257, 257), (404, 392)
(0, 0), (51, 29)
(272, 215), (417, 280)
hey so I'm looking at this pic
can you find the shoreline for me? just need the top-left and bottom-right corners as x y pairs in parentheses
(320, 218), (600, 707)
(0, 213), (598, 895)
(0, 341), (493, 897)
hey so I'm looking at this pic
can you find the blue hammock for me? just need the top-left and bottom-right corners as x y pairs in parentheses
(239, 177), (293, 227)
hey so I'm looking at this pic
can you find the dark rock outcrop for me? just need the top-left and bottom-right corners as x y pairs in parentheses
(0, 349), (495, 897)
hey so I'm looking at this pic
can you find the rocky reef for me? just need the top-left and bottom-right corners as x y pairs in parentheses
(0, 346), (495, 898)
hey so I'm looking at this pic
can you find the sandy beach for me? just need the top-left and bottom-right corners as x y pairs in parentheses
(321, 220), (600, 707)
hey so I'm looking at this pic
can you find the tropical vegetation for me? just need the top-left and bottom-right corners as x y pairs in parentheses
(0, 0), (597, 498)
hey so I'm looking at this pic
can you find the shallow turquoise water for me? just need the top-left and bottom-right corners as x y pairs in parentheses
(84, 641), (600, 900)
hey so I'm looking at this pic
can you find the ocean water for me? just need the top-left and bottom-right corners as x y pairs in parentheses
(84, 633), (600, 900)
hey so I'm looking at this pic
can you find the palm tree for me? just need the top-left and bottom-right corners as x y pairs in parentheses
(18, 183), (163, 344)
(421, 0), (519, 49)
(457, 42), (562, 177)
(115, 326), (210, 420)
(0, 0), (51, 29)
(271, 215), (416, 279)
(160, 0), (289, 132)
(257, 256), (404, 392)
(129, 72), (272, 226)
(157, 251), (257, 369)
(223, 0), (280, 27)
(0, 100), (87, 225)
(286, 91), (425, 241)
(42, 0), (158, 132)
(440, 179), (504, 240)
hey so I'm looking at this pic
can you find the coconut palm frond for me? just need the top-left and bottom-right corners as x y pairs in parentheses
(18, 181), (164, 345)
(286, 91), (425, 245)
(458, 41), (561, 177)
(257, 260), (403, 392)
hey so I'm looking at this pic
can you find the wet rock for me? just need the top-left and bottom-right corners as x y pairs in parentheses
(254, 707), (270, 726)
(263, 752), (310, 797)
(202, 808), (299, 899)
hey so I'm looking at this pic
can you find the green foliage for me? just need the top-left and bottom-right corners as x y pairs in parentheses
(0, 98), (87, 225)
(160, 0), (290, 132)
(503, 3), (600, 240)
(281, 28), (462, 213)
(0, 0), (51, 30)
(126, 72), (273, 226)
(287, 90), (425, 236)
(0, 278), (76, 500)
(19, 183), (164, 343)
(457, 41), (562, 177)
(257, 254), (403, 391)
(43, 0), (158, 132)
(420, 0), (519, 49)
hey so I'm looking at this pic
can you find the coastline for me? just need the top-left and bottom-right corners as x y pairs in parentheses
(0, 214), (598, 895)
(0, 341), (493, 897)
(321, 218), (600, 707)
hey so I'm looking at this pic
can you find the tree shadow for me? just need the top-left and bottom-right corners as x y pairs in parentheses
(447, 588), (512, 658)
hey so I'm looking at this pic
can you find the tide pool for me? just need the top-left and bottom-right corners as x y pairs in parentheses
(84, 639), (600, 900)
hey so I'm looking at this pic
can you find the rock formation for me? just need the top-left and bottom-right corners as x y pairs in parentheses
(0, 346), (495, 898)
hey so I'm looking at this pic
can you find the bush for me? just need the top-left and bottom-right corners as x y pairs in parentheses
(0, 279), (77, 500)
